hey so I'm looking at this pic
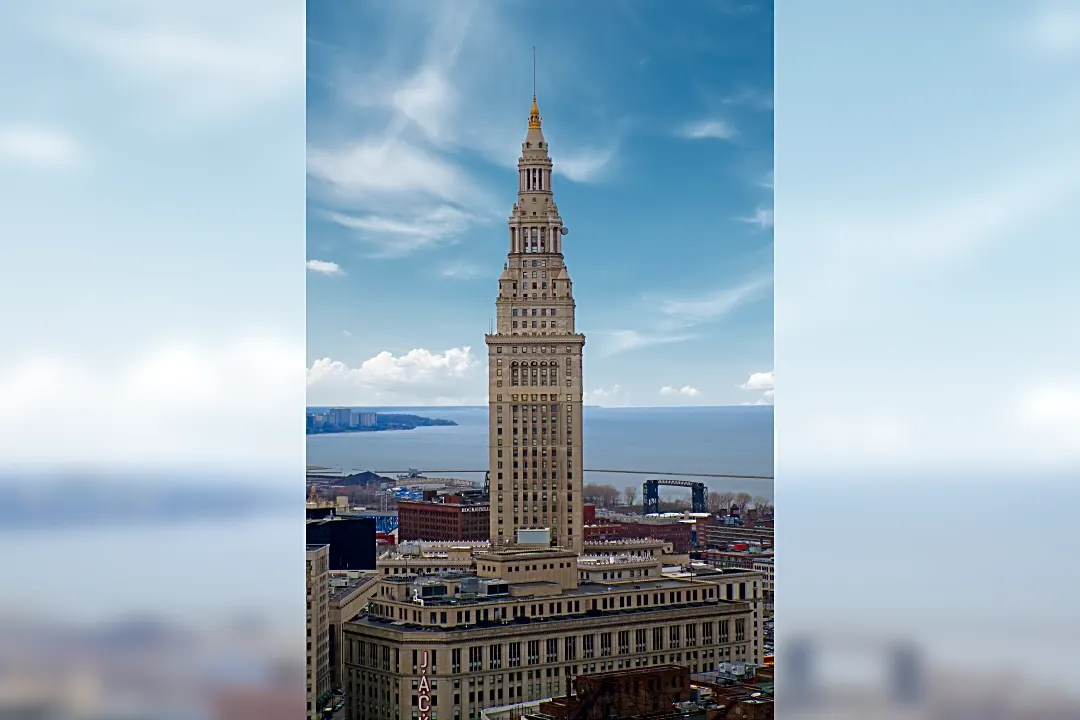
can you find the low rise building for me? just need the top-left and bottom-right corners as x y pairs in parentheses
(377, 545), (477, 577)
(704, 549), (774, 571)
(703, 524), (774, 550)
(342, 546), (763, 720)
(398, 497), (491, 542)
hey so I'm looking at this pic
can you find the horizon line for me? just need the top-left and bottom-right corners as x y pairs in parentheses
(305, 404), (774, 410)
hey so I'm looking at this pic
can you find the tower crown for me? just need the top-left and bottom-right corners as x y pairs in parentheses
(528, 95), (542, 129)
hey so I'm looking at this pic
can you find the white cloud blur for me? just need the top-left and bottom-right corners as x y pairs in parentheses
(0, 125), (84, 170)
(44, 0), (304, 124)
(0, 335), (302, 469)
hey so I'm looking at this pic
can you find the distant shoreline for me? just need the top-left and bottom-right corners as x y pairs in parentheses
(306, 425), (449, 436)
(305, 412), (458, 436)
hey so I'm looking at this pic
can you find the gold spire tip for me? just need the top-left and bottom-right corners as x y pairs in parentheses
(528, 95), (542, 129)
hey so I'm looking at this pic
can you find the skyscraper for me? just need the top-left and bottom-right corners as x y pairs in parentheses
(486, 95), (585, 553)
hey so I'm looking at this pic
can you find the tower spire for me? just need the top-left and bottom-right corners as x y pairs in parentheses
(529, 47), (542, 129)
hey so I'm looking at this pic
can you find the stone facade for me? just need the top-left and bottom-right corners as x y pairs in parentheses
(486, 97), (585, 553)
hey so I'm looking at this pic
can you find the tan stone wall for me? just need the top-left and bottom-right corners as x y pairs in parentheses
(343, 599), (759, 720)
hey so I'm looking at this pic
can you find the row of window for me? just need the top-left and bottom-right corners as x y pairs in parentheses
(511, 307), (557, 316)
(360, 581), (756, 633)
(495, 346), (573, 354)
(347, 619), (746, 677)
(512, 320), (557, 329)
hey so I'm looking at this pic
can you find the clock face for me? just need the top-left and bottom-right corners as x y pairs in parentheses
(560, 226), (569, 236)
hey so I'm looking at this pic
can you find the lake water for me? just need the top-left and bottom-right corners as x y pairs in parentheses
(306, 406), (774, 500)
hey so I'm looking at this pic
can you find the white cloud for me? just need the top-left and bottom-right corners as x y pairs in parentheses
(739, 206), (774, 230)
(678, 119), (738, 141)
(759, 170), (774, 189)
(660, 385), (699, 398)
(307, 347), (483, 405)
(0, 335), (302, 468)
(659, 277), (771, 326)
(46, 0), (304, 123)
(585, 385), (631, 407)
(306, 259), (343, 276)
(1021, 383), (1080, 423)
(740, 370), (774, 405)
(0, 125), (84, 170)
(742, 371), (774, 392)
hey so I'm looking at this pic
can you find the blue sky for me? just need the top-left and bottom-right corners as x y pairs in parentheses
(305, 0), (774, 407)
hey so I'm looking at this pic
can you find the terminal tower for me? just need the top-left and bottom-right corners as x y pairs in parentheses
(485, 95), (586, 554)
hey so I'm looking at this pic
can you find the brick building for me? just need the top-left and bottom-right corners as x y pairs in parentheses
(536, 665), (692, 720)
(582, 515), (695, 553)
(616, 520), (694, 554)
(396, 498), (490, 542)
(582, 522), (622, 543)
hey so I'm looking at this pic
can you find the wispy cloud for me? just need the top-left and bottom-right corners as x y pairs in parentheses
(0, 125), (84, 170)
(738, 206), (774, 230)
(306, 259), (343, 276)
(601, 275), (770, 356)
(678, 119), (738, 141)
(722, 86), (773, 110)
(323, 206), (475, 257)
(758, 170), (774, 189)
(600, 330), (696, 356)
(659, 276), (771, 326)
(308, 2), (620, 261)
(307, 140), (487, 210)
(555, 146), (617, 183)
(440, 261), (484, 279)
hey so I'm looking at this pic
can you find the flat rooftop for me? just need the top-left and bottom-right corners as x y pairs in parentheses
(329, 573), (378, 601)
(380, 573), (739, 605)
(349, 588), (747, 634)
